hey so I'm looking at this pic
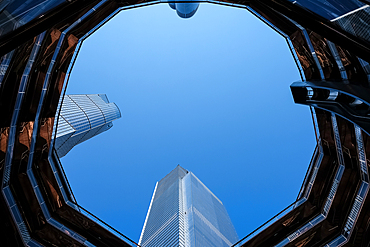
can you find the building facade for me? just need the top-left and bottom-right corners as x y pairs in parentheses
(139, 165), (238, 247)
(0, 0), (370, 246)
(54, 94), (121, 157)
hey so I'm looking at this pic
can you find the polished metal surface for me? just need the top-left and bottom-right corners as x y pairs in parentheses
(0, 0), (370, 246)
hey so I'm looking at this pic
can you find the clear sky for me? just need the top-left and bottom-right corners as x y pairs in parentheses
(62, 3), (316, 244)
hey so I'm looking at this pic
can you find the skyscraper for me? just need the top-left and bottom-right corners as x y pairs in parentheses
(1, 0), (370, 246)
(54, 94), (121, 157)
(139, 165), (238, 247)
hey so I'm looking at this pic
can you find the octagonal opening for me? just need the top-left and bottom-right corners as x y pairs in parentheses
(56, 3), (316, 244)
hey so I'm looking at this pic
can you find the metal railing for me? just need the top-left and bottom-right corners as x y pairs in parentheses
(48, 1), (310, 246)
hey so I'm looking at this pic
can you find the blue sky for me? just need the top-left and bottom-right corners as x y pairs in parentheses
(62, 3), (316, 244)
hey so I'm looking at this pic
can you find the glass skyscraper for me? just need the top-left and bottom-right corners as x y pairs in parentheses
(286, 0), (370, 44)
(1, 0), (370, 246)
(54, 94), (121, 157)
(139, 165), (238, 247)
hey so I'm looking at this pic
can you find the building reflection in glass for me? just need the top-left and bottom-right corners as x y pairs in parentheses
(168, 1), (199, 18)
(286, 0), (370, 43)
(286, 0), (364, 20)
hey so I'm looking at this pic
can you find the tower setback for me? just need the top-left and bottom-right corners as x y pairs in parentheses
(54, 94), (121, 157)
(139, 165), (238, 247)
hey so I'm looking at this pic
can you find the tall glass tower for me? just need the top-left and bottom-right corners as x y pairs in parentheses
(139, 165), (238, 247)
(53, 94), (121, 157)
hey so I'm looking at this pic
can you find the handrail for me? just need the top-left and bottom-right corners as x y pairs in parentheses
(53, 149), (79, 204)
(52, 149), (140, 246)
(231, 200), (299, 247)
(233, 107), (323, 247)
(75, 203), (141, 246)
(49, 2), (310, 247)
(296, 145), (318, 200)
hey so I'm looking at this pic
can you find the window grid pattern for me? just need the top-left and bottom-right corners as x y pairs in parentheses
(139, 166), (187, 247)
(139, 166), (238, 247)
(0, 50), (14, 86)
(0, 0), (65, 37)
(332, 6), (370, 43)
(184, 172), (239, 247)
(53, 94), (120, 157)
